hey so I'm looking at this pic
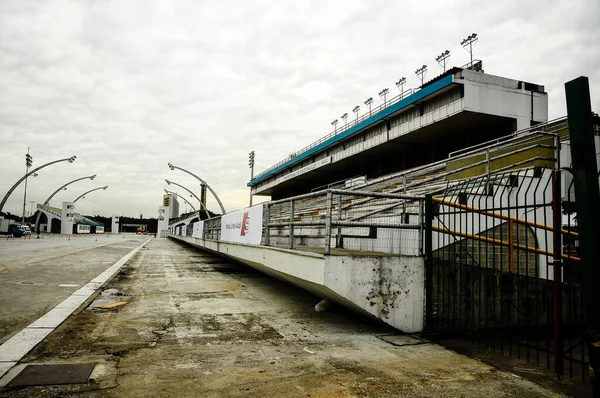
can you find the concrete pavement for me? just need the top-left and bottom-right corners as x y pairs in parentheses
(0, 237), (566, 397)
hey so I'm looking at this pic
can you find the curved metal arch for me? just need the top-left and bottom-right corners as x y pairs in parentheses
(167, 163), (225, 214)
(0, 155), (76, 213)
(164, 189), (196, 211)
(35, 174), (95, 234)
(74, 186), (108, 203)
(165, 180), (210, 219)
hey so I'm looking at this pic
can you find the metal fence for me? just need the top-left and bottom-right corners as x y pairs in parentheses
(424, 166), (587, 386)
(264, 188), (425, 255)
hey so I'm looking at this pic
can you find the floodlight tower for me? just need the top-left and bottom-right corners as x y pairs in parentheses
(378, 88), (389, 107)
(460, 33), (478, 65)
(415, 65), (428, 87)
(364, 98), (373, 116)
(22, 149), (33, 223)
(341, 113), (348, 129)
(435, 50), (451, 72)
(331, 119), (338, 133)
(395, 77), (407, 99)
(352, 105), (360, 124)
(248, 150), (255, 206)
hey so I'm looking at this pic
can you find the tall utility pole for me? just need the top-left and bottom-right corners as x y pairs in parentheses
(249, 151), (255, 206)
(22, 149), (32, 223)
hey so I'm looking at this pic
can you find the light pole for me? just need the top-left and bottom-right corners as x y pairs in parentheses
(435, 50), (451, 72)
(22, 149), (32, 223)
(352, 105), (360, 125)
(248, 151), (255, 207)
(165, 179), (210, 219)
(164, 189), (196, 211)
(73, 186), (108, 203)
(28, 201), (35, 217)
(460, 33), (478, 66)
(415, 65), (428, 87)
(331, 119), (338, 133)
(34, 174), (95, 235)
(395, 77), (407, 99)
(378, 88), (389, 108)
(0, 155), (76, 213)
(167, 163), (226, 214)
(341, 113), (348, 129)
(364, 98), (373, 116)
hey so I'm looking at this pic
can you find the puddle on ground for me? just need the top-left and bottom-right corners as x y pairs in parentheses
(87, 288), (133, 310)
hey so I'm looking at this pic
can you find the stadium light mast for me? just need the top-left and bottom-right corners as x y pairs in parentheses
(352, 105), (360, 124)
(378, 88), (389, 107)
(248, 150), (255, 206)
(331, 119), (338, 133)
(0, 155), (76, 213)
(35, 174), (96, 236)
(167, 163), (225, 214)
(460, 33), (478, 66)
(435, 50), (451, 72)
(395, 77), (407, 99)
(73, 186), (108, 203)
(364, 98), (373, 116)
(341, 113), (348, 129)
(21, 148), (33, 223)
(415, 65), (428, 87)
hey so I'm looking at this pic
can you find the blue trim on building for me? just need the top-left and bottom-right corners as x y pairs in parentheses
(248, 74), (455, 187)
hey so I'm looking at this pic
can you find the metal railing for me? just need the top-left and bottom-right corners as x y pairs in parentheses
(264, 188), (424, 255)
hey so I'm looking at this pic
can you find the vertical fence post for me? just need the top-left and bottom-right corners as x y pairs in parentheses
(324, 191), (333, 255)
(552, 134), (564, 377)
(508, 219), (514, 273)
(565, 76), (600, 394)
(336, 195), (343, 248)
(264, 204), (270, 246)
(424, 194), (433, 331)
(289, 200), (295, 249)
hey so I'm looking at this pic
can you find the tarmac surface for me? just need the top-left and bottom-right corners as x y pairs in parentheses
(0, 236), (566, 397)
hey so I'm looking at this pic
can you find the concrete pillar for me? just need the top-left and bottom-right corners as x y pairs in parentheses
(157, 206), (169, 238)
(61, 201), (75, 235)
(111, 214), (119, 234)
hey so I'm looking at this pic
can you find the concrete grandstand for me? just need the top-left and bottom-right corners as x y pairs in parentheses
(248, 63), (548, 199)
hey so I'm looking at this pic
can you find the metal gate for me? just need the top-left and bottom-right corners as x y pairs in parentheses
(424, 167), (589, 389)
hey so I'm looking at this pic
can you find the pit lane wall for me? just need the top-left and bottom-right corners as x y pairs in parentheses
(169, 234), (425, 333)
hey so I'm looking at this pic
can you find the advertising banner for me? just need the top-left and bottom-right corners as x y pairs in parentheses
(220, 204), (263, 245)
(192, 220), (204, 238)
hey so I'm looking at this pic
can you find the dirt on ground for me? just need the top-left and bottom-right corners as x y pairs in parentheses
(0, 238), (566, 397)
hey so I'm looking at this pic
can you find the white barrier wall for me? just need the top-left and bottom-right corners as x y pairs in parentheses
(61, 202), (75, 235)
(220, 205), (263, 245)
(192, 221), (204, 238)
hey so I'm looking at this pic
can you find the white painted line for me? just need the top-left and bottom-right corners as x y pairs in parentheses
(58, 284), (79, 288)
(27, 307), (75, 329)
(0, 237), (152, 379)
(0, 328), (54, 361)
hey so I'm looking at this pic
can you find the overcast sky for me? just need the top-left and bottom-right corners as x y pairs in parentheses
(1, 0), (599, 218)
